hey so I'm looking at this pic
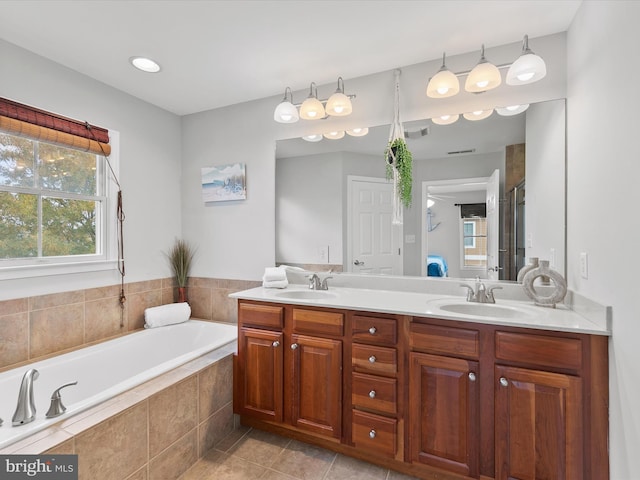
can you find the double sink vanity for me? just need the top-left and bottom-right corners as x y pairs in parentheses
(230, 281), (609, 480)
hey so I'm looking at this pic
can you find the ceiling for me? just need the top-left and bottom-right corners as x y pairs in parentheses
(0, 1), (581, 116)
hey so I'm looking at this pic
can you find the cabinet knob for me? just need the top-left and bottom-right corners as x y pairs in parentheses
(468, 372), (476, 382)
(290, 343), (298, 350)
(369, 429), (376, 439)
(368, 326), (377, 335)
(272, 341), (280, 348)
(499, 377), (509, 387)
(369, 390), (376, 399)
(368, 355), (377, 364)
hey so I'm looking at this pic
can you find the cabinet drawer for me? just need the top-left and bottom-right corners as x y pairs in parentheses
(352, 372), (397, 415)
(352, 410), (397, 458)
(352, 344), (397, 375)
(352, 315), (397, 345)
(495, 331), (582, 370)
(292, 308), (344, 336)
(239, 303), (284, 329)
(410, 322), (479, 359)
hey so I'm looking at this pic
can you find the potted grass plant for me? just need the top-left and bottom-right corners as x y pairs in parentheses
(166, 239), (196, 303)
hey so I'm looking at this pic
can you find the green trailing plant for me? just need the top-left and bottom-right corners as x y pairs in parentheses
(385, 137), (413, 208)
(166, 239), (196, 288)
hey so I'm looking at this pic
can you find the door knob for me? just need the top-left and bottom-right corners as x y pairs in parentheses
(354, 260), (365, 266)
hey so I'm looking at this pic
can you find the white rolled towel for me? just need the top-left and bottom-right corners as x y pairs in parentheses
(263, 266), (287, 282)
(144, 302), (191, 329)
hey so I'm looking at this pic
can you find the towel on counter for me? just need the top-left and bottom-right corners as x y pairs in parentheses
(144, 302), (191, 329)
(262, 266), (289, 288)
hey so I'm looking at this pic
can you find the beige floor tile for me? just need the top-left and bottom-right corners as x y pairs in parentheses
(386, 470), (423, 480)
(180, 449), (267, 480)
(269, 439), (336, 480)
(324, 454), (387, 480)
(227, 428), (291, 468)
(259, 469), (300, 480)
(214, 425), (251, 452)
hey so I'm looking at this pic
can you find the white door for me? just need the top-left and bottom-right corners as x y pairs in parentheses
(348, 176), (402, 275)
(486, 169), (500, 280)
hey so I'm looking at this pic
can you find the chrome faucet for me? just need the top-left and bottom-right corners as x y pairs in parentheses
(12, 368), (39, 426)
(307, 273), (333, 290)
(460, 277), (502, 304)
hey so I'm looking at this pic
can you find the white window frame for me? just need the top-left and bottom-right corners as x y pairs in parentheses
(0, 131), (120, 280)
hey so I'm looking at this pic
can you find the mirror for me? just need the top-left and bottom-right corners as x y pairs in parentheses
(275, 99), (566, 282)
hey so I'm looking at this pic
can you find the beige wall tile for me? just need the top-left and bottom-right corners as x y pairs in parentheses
(189, 277), (218, 289)
(30, 291), (84, 311)
(198, 402), (234, 456)
(198, 355), (233, 422)
(85, 284), (121, 302)
(126, 290), (162, 331)
(188, 287), (212, 320)
(126, 279), (162, 295)
(161, 287), (174, 305)
(148, 430), (198, 480)
(212, 288), (237, 324)
(30, 304), (84, 358)
(124, 467), (148, 480)
(85, 296), (126, 343)
(44, 439), (75, 455)
(149, 376), (198, 457)
(0, 298), (28, 316)
(0, 312), (29, 368)
(75, 402), (148, 480)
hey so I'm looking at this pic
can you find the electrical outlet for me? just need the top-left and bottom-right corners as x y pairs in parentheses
(580, 252), (588, 279)
(318, 246), (329, 263)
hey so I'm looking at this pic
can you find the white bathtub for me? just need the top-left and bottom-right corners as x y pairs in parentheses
(0, 319), (237, 449)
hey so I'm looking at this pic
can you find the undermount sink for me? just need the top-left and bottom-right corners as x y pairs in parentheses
(428, 299), (538, 320)
(274, 290), (337, 300)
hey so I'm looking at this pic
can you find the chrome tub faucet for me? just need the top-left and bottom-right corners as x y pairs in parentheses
(12, 368), (39, 426)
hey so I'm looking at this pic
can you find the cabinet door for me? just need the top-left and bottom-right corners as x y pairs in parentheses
(290, 334), (342, 439)
(409, 352), (479, 478)
(495, 365), (583, 480)
(237, 327), (283, 422)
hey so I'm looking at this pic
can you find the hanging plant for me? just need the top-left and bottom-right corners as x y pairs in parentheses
(385, 137), (413, 209)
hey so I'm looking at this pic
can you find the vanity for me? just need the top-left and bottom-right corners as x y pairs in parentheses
(231, 284), (609, 480)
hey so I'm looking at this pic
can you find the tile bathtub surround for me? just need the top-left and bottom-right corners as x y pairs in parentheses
(1, 351), (236, 480)
(0, 276), (257, 371)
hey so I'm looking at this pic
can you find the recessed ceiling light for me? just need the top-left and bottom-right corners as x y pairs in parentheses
(129, 56), (161, 73)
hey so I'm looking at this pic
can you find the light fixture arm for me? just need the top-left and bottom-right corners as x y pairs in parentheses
(282, 86), (294, 103)
(335, 76), (345, 93)
(307, 82), (318, 99)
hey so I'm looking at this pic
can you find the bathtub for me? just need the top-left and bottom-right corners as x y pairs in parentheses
(0, 319), (237, 449)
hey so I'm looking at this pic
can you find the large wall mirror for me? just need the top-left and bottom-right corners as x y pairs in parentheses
(275, 98), (566, 282)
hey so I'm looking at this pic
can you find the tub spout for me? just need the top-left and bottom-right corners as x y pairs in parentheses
(12, 368), (39, 426)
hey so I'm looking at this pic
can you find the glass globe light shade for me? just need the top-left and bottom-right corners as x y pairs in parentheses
(506, 53), (547, 85)
(274, 101), (299, 123)
(325, 92), (352, 116)
(431, 114), (460, 126)
(463, 109), (494, 121)
(496, 104), (530, 116)
(346, 127), (369, 137)
(302, 134), (323, 142)
(465, 61), (502, 92)
(324, 131), (345, 140)
(299, 96), (325, 120)
(427, 69), (460, 98)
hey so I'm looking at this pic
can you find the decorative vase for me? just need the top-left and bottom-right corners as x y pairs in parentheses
(516, 257), (539, 284)
(177, 286), (188, 304)
(521, 260), (567, 308)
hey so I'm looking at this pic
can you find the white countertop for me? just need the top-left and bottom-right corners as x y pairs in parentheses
(230, 285), (611, 336)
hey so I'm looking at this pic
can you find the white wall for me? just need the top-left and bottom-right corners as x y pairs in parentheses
(567, 2), (640, 478)
(0, 39), (183, 300)
(525, 100), (566, 275)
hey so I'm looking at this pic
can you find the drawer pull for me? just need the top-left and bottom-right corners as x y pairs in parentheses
(369, 429), (377, 439)
(369, 326), (377, 335)
(468, 372), (476, 382)
(369, 390), (376, 399)
(272, 341), (280, 348)
(499, 377), (509, 387)
(291, 343), (299, 350)
(368, 355), (377, 364)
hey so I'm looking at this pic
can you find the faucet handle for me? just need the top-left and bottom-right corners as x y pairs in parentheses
(320, 276), (333, 290)
(486, 286), (503, 303)
(45, 381), (78, 419)
(460, 283), (475, 301)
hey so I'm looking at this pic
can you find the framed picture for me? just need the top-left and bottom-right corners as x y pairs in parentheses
(201, 163), (246, 203)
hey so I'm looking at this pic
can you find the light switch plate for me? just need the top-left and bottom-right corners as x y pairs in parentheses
(580, 252), (588, 279)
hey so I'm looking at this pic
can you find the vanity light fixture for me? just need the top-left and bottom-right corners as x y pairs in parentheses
(431, 114), (460, 126)
(506, 35), (547, 85)
(465, 45), (502, 93)
(325, 77), (353, 116)
(426, 53), (460, 98)
(496, 104), (530, 116)
(273, 87), (299, 123)
(299, 82), (326, 120)
(129, 56), (161, 73)
(324, 130), (345, 140)
(346, 127), (369, 137)
(463, 109), (494, 121)
(302, 133), (323, 142)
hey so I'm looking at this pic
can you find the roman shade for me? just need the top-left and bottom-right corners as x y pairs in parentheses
(458, 203), (487, 218)
(0, 97), (110, 156)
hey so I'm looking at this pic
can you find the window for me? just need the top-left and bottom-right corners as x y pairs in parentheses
(0, 131), (117, 275)
(461, 216), (487, 268)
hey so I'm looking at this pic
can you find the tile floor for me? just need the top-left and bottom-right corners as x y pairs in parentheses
(179, 426), (421, 480)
